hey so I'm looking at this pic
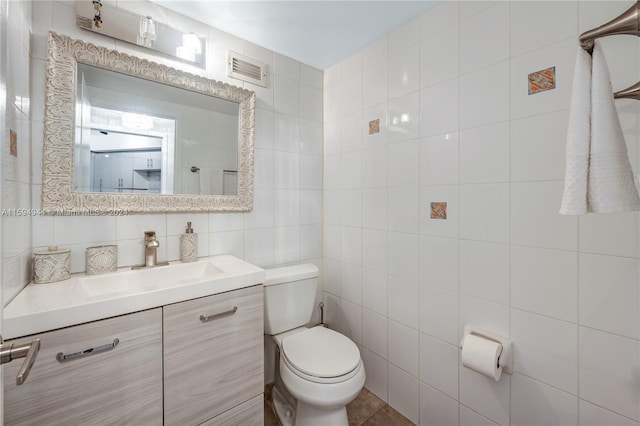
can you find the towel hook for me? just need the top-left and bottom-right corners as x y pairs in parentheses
(190, 166), (200, 173)
(579, 1), (639, 53)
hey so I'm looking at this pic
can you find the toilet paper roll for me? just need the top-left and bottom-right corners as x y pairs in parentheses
(461, 333), (503, 381)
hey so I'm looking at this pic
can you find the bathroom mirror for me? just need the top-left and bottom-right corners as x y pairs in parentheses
(42, 32), (255, 214)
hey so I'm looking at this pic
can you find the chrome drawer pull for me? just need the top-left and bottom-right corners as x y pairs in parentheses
(199, 306), (238, 322)
(56, 338), (119, 363)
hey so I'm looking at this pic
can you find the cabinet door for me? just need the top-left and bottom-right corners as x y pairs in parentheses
(163, 285), (264, 426)
(4, 309), (163, 426)
(200, 394), (263, 426)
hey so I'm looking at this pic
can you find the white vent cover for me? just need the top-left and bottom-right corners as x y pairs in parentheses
(227, 51), (267, 87)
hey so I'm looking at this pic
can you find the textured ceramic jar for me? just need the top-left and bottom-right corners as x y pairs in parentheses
(33, 246), (71, 283)
(86, 245), (118, 275)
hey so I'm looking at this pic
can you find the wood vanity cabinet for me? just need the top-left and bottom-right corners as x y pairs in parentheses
(163, 284), (264, 426)
(3, 308), (163, 425)
(2, 285), (264, 426)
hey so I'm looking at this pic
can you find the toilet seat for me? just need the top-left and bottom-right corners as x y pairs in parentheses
(281, 327), (361, 384)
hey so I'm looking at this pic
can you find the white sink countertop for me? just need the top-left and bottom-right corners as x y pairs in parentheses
(3, 254), (265, 339)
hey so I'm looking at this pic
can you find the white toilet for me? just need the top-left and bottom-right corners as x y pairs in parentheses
(264, 264), (365, 426)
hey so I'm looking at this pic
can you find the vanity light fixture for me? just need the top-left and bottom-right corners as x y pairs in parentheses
(138, 15), (157, 48)
(92, 0), (102, 28)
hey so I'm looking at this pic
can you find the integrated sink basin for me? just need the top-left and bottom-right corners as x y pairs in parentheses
(78, 261), (226, 298)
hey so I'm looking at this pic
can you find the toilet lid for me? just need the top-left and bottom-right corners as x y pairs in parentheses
(281, 327), (361, 378)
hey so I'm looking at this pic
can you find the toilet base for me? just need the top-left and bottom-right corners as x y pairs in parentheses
(272, 386), (296, 426)
(296, 401), (348, 426)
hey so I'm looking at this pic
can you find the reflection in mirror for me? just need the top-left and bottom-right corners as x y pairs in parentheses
(75, 63), (238, 196)
(42, 32), (255, 214)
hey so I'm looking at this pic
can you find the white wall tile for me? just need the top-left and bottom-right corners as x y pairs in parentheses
(459, 360), (510, 426)
(389, 17), (420, 52)
(300, 85), (322, 123)
(388, 275), (419, 329)
(387, 232), (420, 281)
(362, 188), (387, 231)
(420, 235), (459, 292)
(341, 72), (363, 116)
(510, 1), (577, 56)
(511, 373), (578, 426)
(362, 349), (388, 403)
(511, 309), (578, 394)
(341, 112), (363, 153)
(274, 53), (300, 81)
(420, 382), (459, 426)
(388, 364), (420, 424)
(511, 246), (578, 322)
(243, 228), (274, 267)
(579, 253), (639, 339)
(341, 189), (362, 228)
(274, 113), (299, 153)
(363, 64), (388, 109)
(579, 399), (640, 426)
(579, 327), (640, 421)
(389, 92), (420, 144)
(341, 52), (362, 79)
(299, 119), (322, 156)
(579, 212), (640, 258)
(460, 122), (509, 184)
(388, 188), (419, 234)
(460, 61), (510, 129)
(298, 224), (322, 260)
(511, 181), (578, 251)
(388, 140), (419, 188)
(341, 227), (362, 266)
(460, 405), (499, 426)
(363, 309), (388, 358)
(363, 268), (387, 315)
(419, 78), (459, 138)
(340, 150), (362, 189)
(362, 145), (388, 188)
(420, 1), (459, 40)
(420, 285), (458, 345)
(420, 132), (459, 186)
(323, 258), (342, 297)
(420, 25), (459, 89)
(420, 333), (459, 399)
(460, 294), (510, 340)
(459, 183), (510, 243)
(273, 74), (300, 117)
(460, 240), (509, 305)
(340, 261), (362, 305)
(362, 229), (387, 272)
(511, 110), (569, 182)
(340, 299), (362, 345)
(460, 2), (509, 74)
(388, 320), (419, 376)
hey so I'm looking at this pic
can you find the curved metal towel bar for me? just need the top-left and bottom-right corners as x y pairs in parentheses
(579, 1), (639, 52)
(614, 81), (640, 101)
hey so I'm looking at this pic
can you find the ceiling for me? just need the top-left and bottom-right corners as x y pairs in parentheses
(152, 1), (438, 70)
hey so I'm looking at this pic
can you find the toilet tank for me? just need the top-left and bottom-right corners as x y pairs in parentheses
(263, 264), (318, 335)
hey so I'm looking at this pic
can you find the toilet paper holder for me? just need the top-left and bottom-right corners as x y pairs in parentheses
(460, 326), (514, 375)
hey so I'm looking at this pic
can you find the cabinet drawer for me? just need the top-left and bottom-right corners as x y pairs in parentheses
(4, 308), (163, 426)
(164, 285), (263, 426)
(200, 394), (263, 426)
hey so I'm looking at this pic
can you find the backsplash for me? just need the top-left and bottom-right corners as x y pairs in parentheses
(322, 1), (640, 425)
(2, 0), (323, 305)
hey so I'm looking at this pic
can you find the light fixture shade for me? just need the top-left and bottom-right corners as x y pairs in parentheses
(138, 15), (157, 47)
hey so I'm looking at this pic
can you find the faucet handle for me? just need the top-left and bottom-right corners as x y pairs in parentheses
(144, 231), (156, 240)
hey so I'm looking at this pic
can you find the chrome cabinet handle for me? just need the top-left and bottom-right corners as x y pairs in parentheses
(0, 339), (41, 385)
(56, 338), (119, 363)
(199, 306), (238, 322)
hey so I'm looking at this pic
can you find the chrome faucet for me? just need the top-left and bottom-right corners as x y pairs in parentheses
(132, 231), (169, 269)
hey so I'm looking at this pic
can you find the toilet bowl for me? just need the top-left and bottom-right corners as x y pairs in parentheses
(264, 265), (365, 426)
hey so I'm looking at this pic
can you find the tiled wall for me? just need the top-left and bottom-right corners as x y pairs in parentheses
(323, 1), (640, 425)
(2, 0), (32, 305)
(1, 0), (324, 306)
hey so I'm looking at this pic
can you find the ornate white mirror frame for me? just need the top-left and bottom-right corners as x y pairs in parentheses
(42, 32), (255, 214)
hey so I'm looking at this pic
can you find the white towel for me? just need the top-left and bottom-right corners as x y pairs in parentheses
(560, 42), (640, 215)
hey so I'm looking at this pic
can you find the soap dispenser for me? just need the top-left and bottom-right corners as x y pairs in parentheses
(180, 221), (198, 263)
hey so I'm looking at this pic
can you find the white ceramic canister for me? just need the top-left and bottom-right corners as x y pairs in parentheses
(33, 245), (71, 283)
